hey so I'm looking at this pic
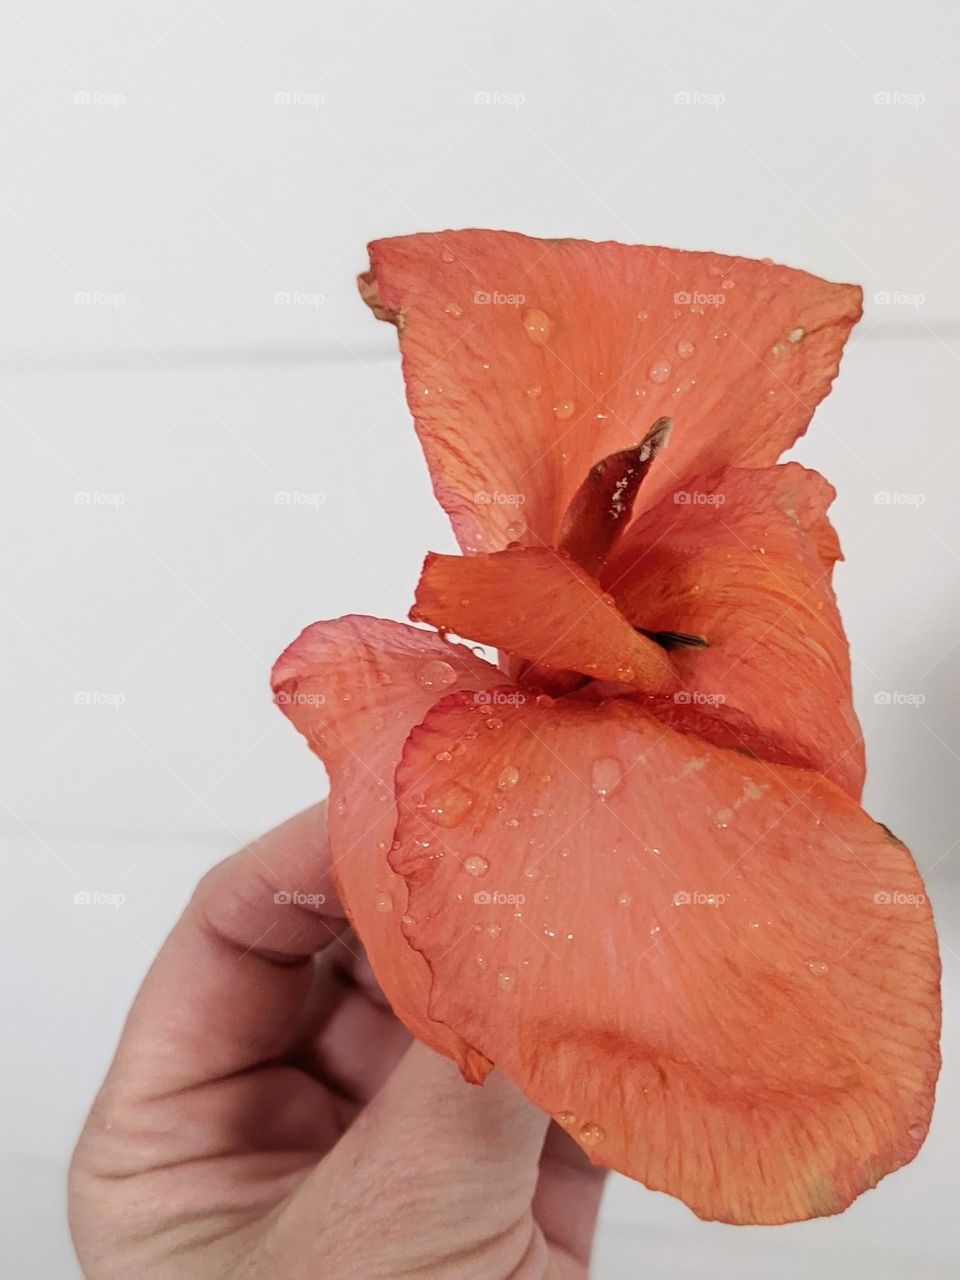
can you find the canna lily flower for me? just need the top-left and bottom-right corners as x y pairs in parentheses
(273, 231), (940, 1225)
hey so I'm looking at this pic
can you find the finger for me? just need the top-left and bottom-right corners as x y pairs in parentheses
(533, 1122), (607, 1267)
(279, 1043), (552, 1276)
(104, 802), (348, 1101)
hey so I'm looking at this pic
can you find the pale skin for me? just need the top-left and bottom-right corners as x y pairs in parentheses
(68, 804), (606, 1278)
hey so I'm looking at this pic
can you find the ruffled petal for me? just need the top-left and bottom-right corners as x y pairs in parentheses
(604, 463), (864, 797)
(410, 546), (677, 692)
(271, 615), (499, 1078)
(360, 230), (861, 551)
(390, 690), (940, 1224)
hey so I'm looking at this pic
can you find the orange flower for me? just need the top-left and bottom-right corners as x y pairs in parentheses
(273, 231), (940, 1224)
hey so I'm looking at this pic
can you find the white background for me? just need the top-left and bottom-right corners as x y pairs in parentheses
(2, 1), (959, 1275)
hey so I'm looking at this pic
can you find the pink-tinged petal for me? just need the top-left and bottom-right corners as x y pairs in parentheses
(390, 690), (940, 1224)
(271, 615), (499, 1078)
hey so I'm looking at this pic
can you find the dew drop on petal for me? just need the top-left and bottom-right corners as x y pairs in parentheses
(441, 247), (455, 263)
(375, 892), (393, 913)
(435, 750), (453, 763)
(591, 756), (623, 798)
(908, 1123), (924, 1141)
(649, 359), (672, 384)
(579, 1122), (605, 1146)
(497, 967), (517, 992)
(526, 385), (542, 398)
(617, 891), (632, 907)
(553, 399), (575, 421)
(787, 326), (806, 343)
(424, 781), (476, 827)
(556, 1111), (576, 1126)
(807, 959), (830, 977)
(444, 302), (463, 318)
(417, 659), (456, 691)
(505, 517), (526, 539)
(522, 308), (552, 345)
(464, 854), (489, 877)
(497, 763), (521, 790)
(676, 339), (695, 360)
(616, 663), (635, 683)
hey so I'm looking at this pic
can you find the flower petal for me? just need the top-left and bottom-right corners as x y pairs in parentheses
(360, 230), (861, 551)
(410, 546), (677, 692)
(390, 691), (940, 1224)
(271, 615), (499, 1077)
(604, 463), (864, 797)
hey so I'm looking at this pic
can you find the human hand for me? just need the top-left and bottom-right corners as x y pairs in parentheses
(68, 804), (606, 1278)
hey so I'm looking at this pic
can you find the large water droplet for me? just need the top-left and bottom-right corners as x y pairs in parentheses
(649, 360), (672, 384)
(522, 308), (552, 345)
(424, 781), (476, 827)
(591, 756), (623, 798)
(579, 1122), (605, 1146)
(417, 659), (456, 691)
(552, 399), (575, 421)
(497, 763), (521, 790)
(464, 854), (489, 877)
(556, 1110), (576, 1126)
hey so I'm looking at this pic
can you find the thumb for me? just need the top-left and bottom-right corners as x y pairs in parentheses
(281, 1042), (551, 1277)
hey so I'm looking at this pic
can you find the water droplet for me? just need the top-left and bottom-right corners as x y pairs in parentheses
(676, 339), (695, 360)
(553, 399), (575, 421)
(787, 326), (805, 343)
(616, 663), (635, 683)
(505, 517), (526, 539)
(375, 892), (393, 913)
(475, 953), (488, 968)
(504, 816), (520, 829)
(486, 922), (502, 939)
(556, 1110), (576, 1126)
(807, 959), (830, 977)
(617, 891), (632, 907)
(497, 763), (520, 790)
(435, 750), (453, 763)
(591, 756), (623, 798)
(444, 301), (463, 317)
(526, 385), (542, 398)
(424, 781), (476, 827)
(637, 310), (649, 321)
(748, 920), (761, 930)
(579, 1122), (605, 1146)
(714, 808), (735, 829)
(544, 926), (557, 939)
(649, 359), (672, 384)
(377, 670), (393, 686)
(721, 278), (735, 289)
(770, 342), (785, 357)
(441, 247), (455, 263)
(522, 308), (552, 345)
(401, 913), (415, 925)
(908, 1123), (924, 1140)
(497, 967), (517, 992)
(464, 854), (489, 877)
(417, 659), (456, 691)
(485, 716), (503, 731)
